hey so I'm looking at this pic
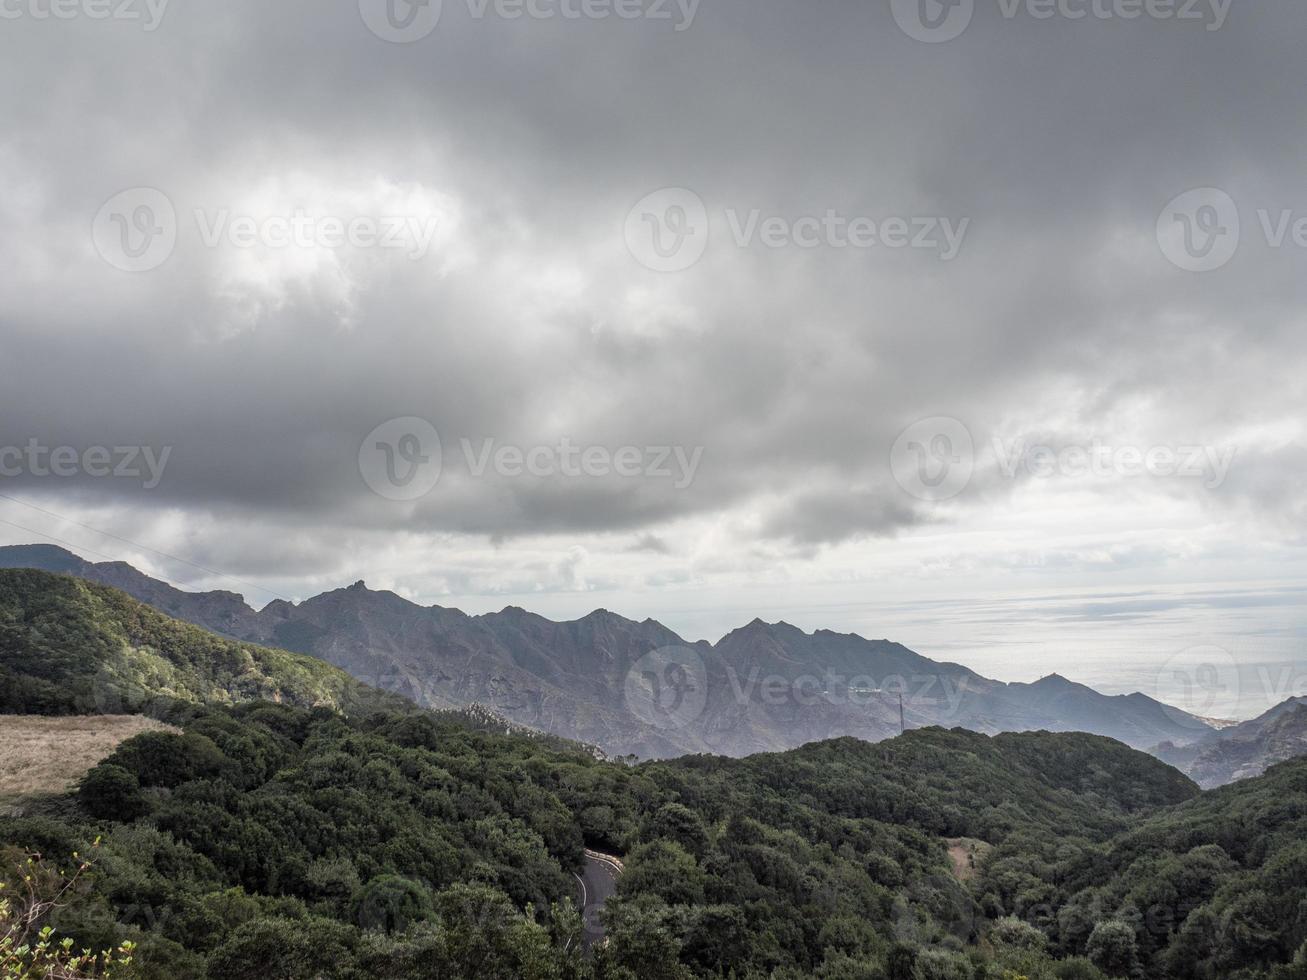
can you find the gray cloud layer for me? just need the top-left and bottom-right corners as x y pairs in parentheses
(1, 0), (1304, 608)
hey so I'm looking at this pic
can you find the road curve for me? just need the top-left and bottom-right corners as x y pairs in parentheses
(575, 848), (623, 946)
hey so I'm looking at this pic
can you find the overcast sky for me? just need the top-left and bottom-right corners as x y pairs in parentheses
(1, 0), (1304, 707)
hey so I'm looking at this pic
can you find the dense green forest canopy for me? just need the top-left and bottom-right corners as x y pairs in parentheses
(4, 700), (1301, 979)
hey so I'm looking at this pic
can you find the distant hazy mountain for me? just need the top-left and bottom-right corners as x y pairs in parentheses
(1154, 696), (1307, 788)
(0, 544), (1216, 758)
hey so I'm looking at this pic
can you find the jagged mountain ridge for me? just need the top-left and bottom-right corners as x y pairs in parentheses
(0, 544), (1216, 758)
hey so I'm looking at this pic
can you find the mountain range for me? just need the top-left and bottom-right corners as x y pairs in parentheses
(0, 543), (1227, 761)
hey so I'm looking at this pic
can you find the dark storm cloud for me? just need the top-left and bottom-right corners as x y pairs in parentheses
(0, 0), (1305, 561)
(762, 488), (924, 546)
(629, 534), (671, 554)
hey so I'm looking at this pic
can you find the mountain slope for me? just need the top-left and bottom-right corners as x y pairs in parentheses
(661, 726), (1199, 845)
(0, 545), (1216, 757)
(1001, 672), (1210, 748)
(0, 568), (412, 718)
(1154, 697), (1307, 788)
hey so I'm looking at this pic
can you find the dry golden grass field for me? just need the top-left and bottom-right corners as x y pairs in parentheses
(0, 714), (175, 802)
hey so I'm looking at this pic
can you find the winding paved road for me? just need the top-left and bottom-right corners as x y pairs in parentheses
(574, 849), (623, 946)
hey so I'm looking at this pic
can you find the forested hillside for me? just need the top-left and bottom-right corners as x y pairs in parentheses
(3, 704), (1303, 978)
(983, 755), (1307, 979)
(0, 701), (1208, 980)
(0, 569), (413, 718)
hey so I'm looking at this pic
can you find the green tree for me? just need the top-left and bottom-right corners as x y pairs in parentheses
(1085, 919), (1138, 978)
(79, 765), (151, 822)
(645, 804), (711, 861)
(204, 917), (355, 980)
(352, 875), (432, 934)
(619, 841), (706, 907)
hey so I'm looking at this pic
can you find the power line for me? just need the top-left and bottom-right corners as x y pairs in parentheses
(0, 493), (291, 602)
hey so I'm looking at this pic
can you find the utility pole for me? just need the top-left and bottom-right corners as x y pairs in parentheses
(871, 689), (906, 737)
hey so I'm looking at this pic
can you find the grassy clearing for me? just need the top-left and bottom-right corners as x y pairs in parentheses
(945, 836), (994, 881)
(0, 714), (175, 801)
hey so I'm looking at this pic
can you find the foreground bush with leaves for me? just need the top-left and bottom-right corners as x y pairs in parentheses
(1, 843), (135, 980)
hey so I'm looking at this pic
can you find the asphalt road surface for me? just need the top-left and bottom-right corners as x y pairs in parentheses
(575, 849), (623, 945)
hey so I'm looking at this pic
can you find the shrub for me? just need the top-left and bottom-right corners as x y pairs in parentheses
(79, 765), (151, 822)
